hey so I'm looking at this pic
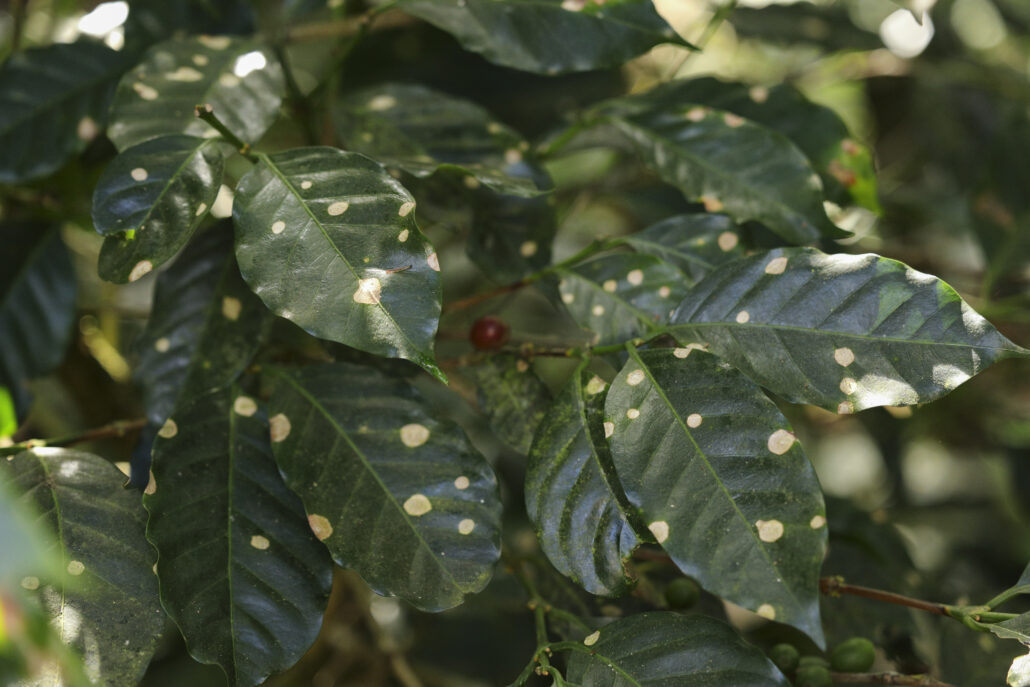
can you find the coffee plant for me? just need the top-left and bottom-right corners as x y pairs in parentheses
(2, 0), (1029, 685)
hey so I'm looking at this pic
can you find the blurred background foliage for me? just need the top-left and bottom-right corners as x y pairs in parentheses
(1, 0), (1028, 685)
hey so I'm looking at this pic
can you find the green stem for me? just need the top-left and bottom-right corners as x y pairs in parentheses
(0, 418), (147, 458)
(272, 44), (319, 146)
(984, 583), (1030, 610)
(194, 104), (257, 160)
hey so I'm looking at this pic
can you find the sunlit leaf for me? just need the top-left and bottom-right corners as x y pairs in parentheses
(525, 366), (639, 596)
(146, 385), (333, 686)
(606, 348), (826, 645)
(669, 247), (1027, 413)
(233, 147), (444, 379)
(267, 362), (502, 611)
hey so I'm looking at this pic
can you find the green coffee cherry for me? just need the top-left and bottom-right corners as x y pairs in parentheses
(768, 643), (800, 674)
(664, 577), (700, 609)
(798, 655), (830, 669)
(830, 636), (875, 673)
(794, 665), (833, 687)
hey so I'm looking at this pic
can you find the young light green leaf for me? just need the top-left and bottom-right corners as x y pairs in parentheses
(525, 366), (639, 596)
(566, 612), (789, 686)
(588, 92), (845, 243)
(146, 385), (333, 687)
(556, 253), (688, 345)
(334, 83), (542, 197)
(233, 147), (444, 379)
(467, 355), (550, 454)
(0, 41), (126, 182)
(669, 247), (1027, 413)
(94, 135), (225, 283)
(0, 225), (77, 419)
(108, 36), (283, 150)
(988, 614), (1030, 645)
(267, 362), (502, 612)
(620, 213), (745, 284)
(606, 348), (826, 645)
(3, 449), (165, 686)
(393, 0), (691, 75)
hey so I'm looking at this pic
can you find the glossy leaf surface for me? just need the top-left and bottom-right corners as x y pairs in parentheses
(108, 35), (283, 150)
(234, 147), (443, 378)
(393, 0), (690, 75)
(620, 213), (745, 284)
(590, 93), (844, 243)
(95, 135), (225, 283)
(334, 83), (541, 197)
(556, 253), (688, 345)
(468, 355), (550, 454)
(467, 186), (556, 283)
(0, 41), (125, 182)
(267, 362), (502, 611)
(146, 385), (333, 686)
(0, 225), (77, 418)
(606, 348), (826, 644)
(525, 367), (639, 596)
(670, 248), (1027, 413)
(566, 612), (789, 686)
(3, 449), (164, 686)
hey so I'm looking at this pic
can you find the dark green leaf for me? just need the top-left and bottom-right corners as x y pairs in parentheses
(669, 247), (1027, 413)
(267, 362), (502, 611)
(0, 470), (62, 585)
(467, 354), (550, 454)
(588, 89), (845, 243)
(989, 614), (1030, 645)
(233, 147), (443, 379)
(525, 366), (639, 596)
(0, 225), (77, 418)
(566, 612), (789, 686)
(466, 185), (556, 283)
(0, 41), (126, 182)
(729, 5), (883, 52)
(145, 385), (333, 687)
(94, 135), (226, 283)
(134, 227), (271, 429)
(605, 348), (826, 645)
(334, 82), (543, 197)
(393, 0), (691, 75)
(556, 253), (688, 345)
(610, 77), (879, 212)
(620, 212), (745, 283)
(108, 36), (283, 150)
(3, 449), (165, 686)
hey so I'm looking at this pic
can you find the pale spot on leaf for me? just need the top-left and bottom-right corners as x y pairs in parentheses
(626, 408), (640, 420)
(192, 54), (209, 66)
(810, 515), (827, 529)
(592, 304), (605, 316)
(77, 117), (99, 141)
(327, 201), (349, 216)
(627, 269), (644, 285)
(398, 229), (409, 242)
(218, 73), (240, 87)
(840, 377), (858, 394)
(749, 86), (769, 103)
(222, 296), (242, 321)
(673, 347), (691, 358)
(454, 476), (470, 490)
(687, 413), (702, 428)
(21, 576), (39, 590)
(765, 256), (788, 274)
(427, 252), (440, 271)
(717, 231), (737, 251)
(505, 148), (522, 165)
(308, 514), (332, 540)
(198, 35), (231, 49)
(301, 180), (312, 190)
(723, 112), (745, 128)
(735, 310), (750, 324)
(626, 369), (645, 386)
(561, 292), (575, 304)
(132, 82), (158, 100)
(834, 347), (855, 366)
(583, 630), (600, 646)
(519, 241), (538, 257)
(685, 106), (707, 122)
(131, 167), (148, 181)
(458, 519), (475, 535)
(270, 414), (291, 442)
(756, 519), (784, 543)
(250, 535), (270, 550)
(838, 401), (855, 415)
(158, 418), (178, 439)
(603, 421), (614, 438)
(602, 279), (617, 292)
(271, 220), (285, 234)
(703, 196), (725, 213)
(369, 94), (397, 111)
(196, 203), (208, 216)
(145, 470), (157, 495)
(757, 604), (776, 620)
(67, 560), (85, 576)
(767, 429), (795, 455)
(233, 396), (257, 416)
(562, 0), (586, 11)
(154, 337), (170, 353)
(398, 201), (416, 217)
(585, 376), (606, 395)
(400, 423), (430, 448)
(403, 493), (432, 517)
(353, 277), (382, 304)
(648, 520), (669, 544)
(659, 285), (671, 298)
(516, 359), (530, 373)
(167, 66), (203, 81)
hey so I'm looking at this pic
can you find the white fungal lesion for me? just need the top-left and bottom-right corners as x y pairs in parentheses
(222, 296), (242, 320)
(129, 260), (153, 282)
(269, 414), (291, 442)
(398, 201), (416, 217)
(250, 535), (270, 550)
(458, 519), (475, 535)
(626, 408), (640, 419)
(131, 167), (148, 181)
(716, 231), (737, 251)
(686, 413), (702, 428)
(626, 369), (645, 386)
(755, 519), (785, 543)
(735, 310), (751, 324)
(158, 418), (178, 439)
(519, 241), (537, 257)
(454, 476), (470, 490)
(756, 604), (776, 620)
(809, 515), (827, 529)
(767, 429), (796, 455)
(626, 269), (644, 286)
(765, 256), (788, 275)
(403, 494), (432, 516)
(400, 424), (430, 448)
(648, 520), (669, 544)
(834, 347), (856, 367)
(353, 277), (382, 304)
(327, 201), (349, 216)
(233, 396), (257, 417)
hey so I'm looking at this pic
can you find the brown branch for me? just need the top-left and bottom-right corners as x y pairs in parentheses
(0, 419), (147, 458)
(820, 577), (948, 616)
(441, 280), (528, 314)
(283, 11), (416, 42)
(831, 672), (957, 686)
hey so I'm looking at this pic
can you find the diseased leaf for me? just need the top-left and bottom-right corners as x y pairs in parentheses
(525, 366), (639, 596)
(393, 0), (691, 75)
(556, 253), (688, 346)
(669, 247), (1027, 413)
(620, 213), (745, 284)
(467, 354), (550, 454)
(468, 191), (556, 283)
(233, 147), (443, 379)
(587, 89), (845, 243)
(0, 225), (77, 419)
(0, 41), (126, 182)
(3, 449), (165, 686)
(566, 612), (789, 686)
(334, 82), (542, 197)
(94, 135), (225, 283)
(605, 347), (826, 645)
(267, 362), (502, 611)
(108, 35), (283, 150)
(146, 385), (333, 687)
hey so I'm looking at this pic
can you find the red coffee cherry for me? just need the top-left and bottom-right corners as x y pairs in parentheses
(470, 316), (510, 350)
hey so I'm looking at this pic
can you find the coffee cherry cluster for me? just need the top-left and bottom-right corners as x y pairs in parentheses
(768, 636), (875, 686)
